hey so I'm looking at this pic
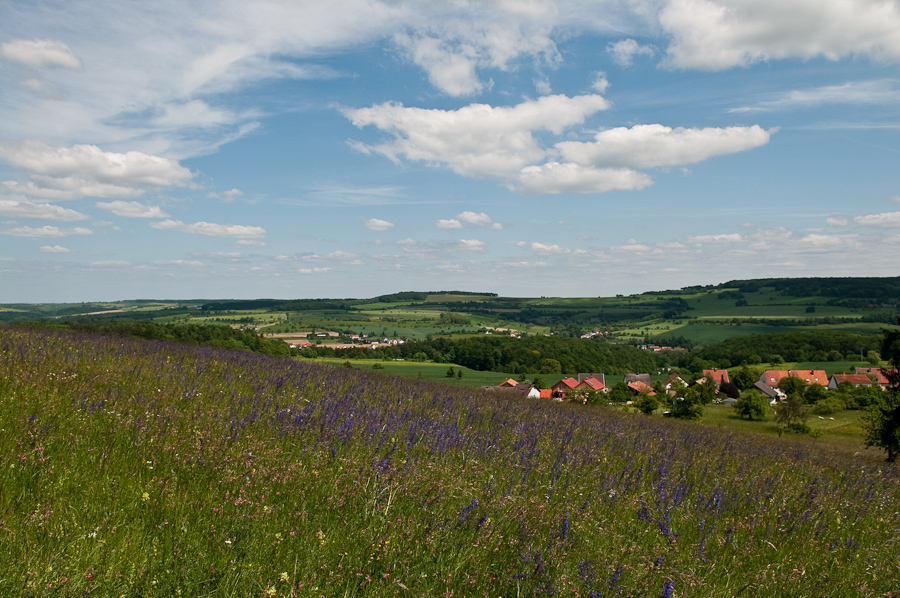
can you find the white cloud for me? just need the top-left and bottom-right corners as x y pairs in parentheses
(298, 267), (331, 274)
(149, 219), (266, 238)
(457, 211), (493, 226)
(688, 233), (743, 244)
(365, 218), (394, 231)
(458, 239), (485, 251)
(437, 218), (462, 229)
(826, 216), (849, 226)
(207, 188), (244, 202)
(519, 241), (571, 255)
(39, 245), (70, 253)
(0, 141), (192, 200)
(730, 79), (900, 113)
(237, 239), (266, 246)
(660, 0), (900, 70)
(591, 72), (609, 93)
(95, 200), (170, 218)
(0, 199), (88, 221)
(607, 39), (655, 67)
(345, 94), (611, 179)
(555, 124), (773, 170)
(392, 3), (560, 96)
(854, 211), (900, 227)
(516, 162), (653, 194)
(0, 38), (82, 68)
(152, 259), (204, 267)
(2, 225), (92, 238)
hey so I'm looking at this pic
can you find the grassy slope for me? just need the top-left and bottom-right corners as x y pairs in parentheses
(2, 326), (899, 597)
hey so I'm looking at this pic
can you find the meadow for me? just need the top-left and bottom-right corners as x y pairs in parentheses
(1, 325), (899, 597)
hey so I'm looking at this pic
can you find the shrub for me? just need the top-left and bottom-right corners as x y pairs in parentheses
(812, 397), (845, 416)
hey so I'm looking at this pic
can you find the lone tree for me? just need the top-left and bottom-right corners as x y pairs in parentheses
(862, 325), (900, 462)
(775, 395), (810, 433)
(735, 389), (768, 420)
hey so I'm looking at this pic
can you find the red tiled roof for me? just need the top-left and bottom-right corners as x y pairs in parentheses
(761, 370), (790, 386)
(539, 389), (553, 399)
(577, 377), (605, 391)
(830, 374), (875, 387)
(855, 368), (889, 384)
(789, 370), (828, 386)
(628, 380), (656, 396)
(552, 377), (580, 390)
(498, 378), (519, 387)
(703, 369), (730, 384)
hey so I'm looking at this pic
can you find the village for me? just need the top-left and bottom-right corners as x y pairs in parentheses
(484, 366), (891, 406)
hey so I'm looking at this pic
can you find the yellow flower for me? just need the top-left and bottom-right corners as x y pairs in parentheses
(280, 572), (289, 582)
(265, 586), (276, 596)
(141, 492), (150, 502)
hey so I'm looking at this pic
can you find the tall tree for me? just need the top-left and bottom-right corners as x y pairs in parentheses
(861, 325), (900, 462)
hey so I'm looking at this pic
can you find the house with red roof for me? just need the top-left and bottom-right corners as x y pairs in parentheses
(828, 374), (880, 389)
(497, 378), (519, 388)
(628, 380), (656, 396)
(759, 370), (828, 387)
(551, 377), (579, 398)
(576, 377), (605, 392)
(702, 369), (730, 386)
(790, 370), (829, 386)
(855, 367), (890, 388)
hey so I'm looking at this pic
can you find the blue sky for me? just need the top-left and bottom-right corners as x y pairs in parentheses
(1, 0), (899, 302)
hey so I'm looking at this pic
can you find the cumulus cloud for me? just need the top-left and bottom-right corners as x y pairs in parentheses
(345, 94), (611, 179)
(516, 163), (653, 194)
(854, 211), (900, 227)
(518, 241), (571, 255)
(458, 239), (485, 251)
(659, 0), (900, 70)
(457, 211), (492, 226)
(554, 124), (773, 170)
(436, 218), (462, 229)
(607, 39), (655, 67)
(298, 267), (331, 274)
(95, 201), (170, 218)
(149, 219), (266, 238)
(365, 218), (395, 231)
(0, 38), (82, 68)
(826, 216), (849, 226)
(0, 199), (88, 221)
(0, 141), (193, 200)
(2, 225), (92, 238)
(39, 245), (70, 253)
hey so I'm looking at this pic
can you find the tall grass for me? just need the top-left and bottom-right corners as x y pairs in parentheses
(1, 325), (898, 597)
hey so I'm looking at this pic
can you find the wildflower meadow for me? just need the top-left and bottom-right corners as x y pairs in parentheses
(1, 325), (898, 597)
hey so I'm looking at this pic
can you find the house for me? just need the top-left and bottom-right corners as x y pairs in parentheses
(759, 369), (828, 387)
(855, 367), (890, 389)
(754, 380), (785, 402)
(702, 369), (730, 387)
(539, 389), (553, 399)
(663, 373), (687, 389)
(551, 377), (580, 398)
(828, 374), (878, 389)
(577, 373), (606, 386)
(575, 377), (605, 392)
(628, 380), (656, 396)
(759, 370), (790, 387)
(624, 373), (651, 385)
(790, 370), (829, 386)
(497, 378), (519, 388)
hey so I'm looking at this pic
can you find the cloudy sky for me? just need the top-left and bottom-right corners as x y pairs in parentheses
(2, 0), (899, 302)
